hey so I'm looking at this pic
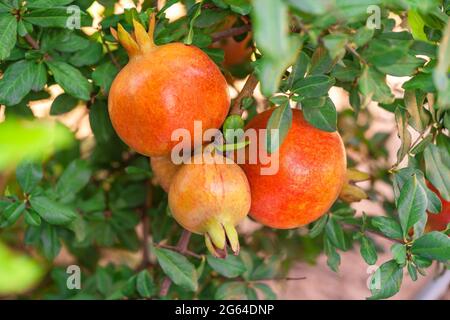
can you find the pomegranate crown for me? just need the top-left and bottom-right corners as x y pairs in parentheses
(110, 12), (157, 57)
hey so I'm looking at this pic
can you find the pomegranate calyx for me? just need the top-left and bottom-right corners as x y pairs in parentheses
(204, 220), (240, 258)
(115, 13), (157, 58)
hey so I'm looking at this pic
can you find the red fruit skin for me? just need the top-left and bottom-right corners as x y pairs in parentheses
(241, 109), (347, 229)
(426, 182), (450, 232)
(109, 43), (230, 157)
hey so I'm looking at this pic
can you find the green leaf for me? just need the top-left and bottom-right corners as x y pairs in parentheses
(359, 66), (394, 104)
(215, 281), (247, 300)
(404, 90), (430, 133)
(397, 174), (427, 237)
(309, 214), (328, 238)
(293, 75), (335, 98)
(324, 237), (340, 272)
(27, 0), (75, 9)
(24, 209), (42, 227)
(368, 260), (403, 300)
(69, 42), (103, 67)
(0, 13), (17, 60)
(55, 159), (91, 198)
(1, 202), (26, 227)
(325, 216), (347, 251)
(252, 0), (301, 95)
(46, 60), (92, 100)
(50, 94), (79, 115)
(433, 20), (450, 108)
(224, 0), (252, 15)
(0, 118), (73, 170)
(40, 223), (61, 260)
(32, 62), (47, 92)
(363, 39), (406, 68)
(407, 263), (418, 281)
(286, 0), (333, 15)
(136, 270), (155, 298)
(403, 72), (436, 92)
(89, 100), (116, 144)
(0, 60), (38, 105)
(23, 8), (91, 28)
(424, 144), (450, 201)
(353, 26), (374, 47)
(371, 216), (403, 240)
(360, 236), (377, 265)
(411, 231), (450, 262)
(92, 61), (119, 93)
(302, 97), (337, 132)
(29, 196), (77, 226)
(390, 243), (407, 266)
(394, 107), (411, 165)
(153, 247), (198, 292)
(16, 160), (43, 194)
(265, 103), (292, 153)
(207, 255), (246, 278)
(223, 115), (245, 143)
(323, 33), (348, 60)
(288, 51), (310, 89)
(377, 55), (424, 77)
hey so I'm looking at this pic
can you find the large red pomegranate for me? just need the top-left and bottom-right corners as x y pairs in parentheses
(241, 109), (347, 229)
(108, 16), (230, 157)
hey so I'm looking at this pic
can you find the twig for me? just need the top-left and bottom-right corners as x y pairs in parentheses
(345, 44), (367, 65)
(230, 73), (259, 116)
(212, 24), (252, 42)
(24, 34), (40, 50)
(139, 183), (153, 270)
(239, 276), (306, 283)
(156, 243), (202, 259)
(159, 230), (192, 297)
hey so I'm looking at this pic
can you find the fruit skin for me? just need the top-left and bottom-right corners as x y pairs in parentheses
(169, 153), (251, 257)
(426, 182), (450, 232)
(109, 20), (230, 157)
(241, 109), (347, 229)
(150, 156), (180, 192)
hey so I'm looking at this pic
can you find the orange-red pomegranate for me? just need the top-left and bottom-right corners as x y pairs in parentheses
(108, 16), (230, 157)
(426, 182), (450, 232)
(169, 153), (251, 257)
(241, 109), (347, 229)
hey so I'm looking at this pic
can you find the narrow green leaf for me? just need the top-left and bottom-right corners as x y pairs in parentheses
(370, 216), (403, 240)
(360, 236), (378, 265)
(309, 214), (328, 238)
(394, 107), (411, 165)
(368, 260), (403, 300)
(390, 243), (407, 266)
(136, 270), (155, 298)
(324, 237), (340, 272)
(16, 160), (43, 194)
(424, 144), (450, 201)
(411, 231), (450, 262)
(55, 159), (91, 198)
(293, 75), (335, 98)
(153, 247), (198, 292)
(207, 255), (246, 278)
(265, 103), (292, 153)
(0, 13), (17, 60)
(46, 61), (92, 100)
(397, 174), (427, 237)
(325, 216), (347, 251)
(92, 61), (119, 93)
(0, 60), (37, 105)
(23, 8), (91, 28)
(215, 281), (247, 300)
(29, 196), (77, 226)
(50, 94), (79, 115)
(24, 209), (42, 227)
(302, 97), (337, 132)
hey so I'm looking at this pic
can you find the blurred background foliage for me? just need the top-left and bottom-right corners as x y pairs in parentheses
(0, 0), (449, 300)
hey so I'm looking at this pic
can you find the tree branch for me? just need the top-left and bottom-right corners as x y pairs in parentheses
(159, 230), (192, 297)
(212, 24), (252, 42)
(230, 73), (259, 116)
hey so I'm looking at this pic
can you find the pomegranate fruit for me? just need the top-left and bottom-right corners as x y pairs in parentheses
(108, 16), (230, 157)
(150, 156), (180, 192)
(426, 182), (450, 232)
(241, 109), (347, 229)
(168, 152), (251, 257)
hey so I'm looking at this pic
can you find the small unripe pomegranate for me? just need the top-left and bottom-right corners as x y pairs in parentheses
(150, 156), (180, 192)
(169, 152), (251, 257)
(241, 109), (347, 229)
(108, 15), (230, 157)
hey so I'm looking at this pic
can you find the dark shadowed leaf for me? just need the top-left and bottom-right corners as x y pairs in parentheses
(46, 61), (92, 100)
(16, 160), (43, 194)
(29, 196), (77, 225)
(0, 13), (17, 60)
